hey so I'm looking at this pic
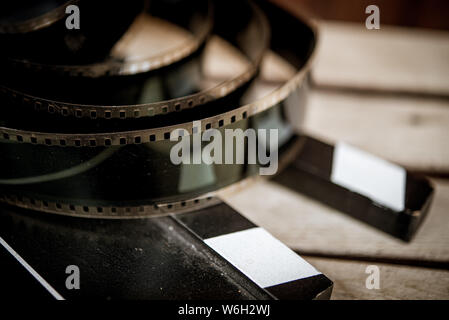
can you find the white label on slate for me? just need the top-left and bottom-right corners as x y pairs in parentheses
(331, 142), (406, 212)
(205, 227), (320, 288)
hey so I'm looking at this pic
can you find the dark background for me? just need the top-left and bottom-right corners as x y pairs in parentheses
(275, 0), (449, 30)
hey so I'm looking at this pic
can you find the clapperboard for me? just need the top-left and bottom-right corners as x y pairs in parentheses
(0, 202), (333, 300)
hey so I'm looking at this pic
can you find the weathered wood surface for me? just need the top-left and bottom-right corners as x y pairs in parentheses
(304, 257), (449, 300)
(312, 22), (449, 97)
(221, 20), (449, 299)
(273, 0), (449, 96)
(223, 178), (449, 264)
(303, 90), (449, 173)
(224, 7), (449, 298)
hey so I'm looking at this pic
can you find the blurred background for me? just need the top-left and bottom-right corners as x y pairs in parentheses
(224, 0), (449, 300)
(276, 0), (449, 30)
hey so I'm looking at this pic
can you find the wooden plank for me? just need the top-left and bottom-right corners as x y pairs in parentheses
(222, 178), (449, 263)
(203, 21), (449, 173)
(312, 21), (449, 97)
(304, 257), (449, 300)
(303, 90), (449, 173)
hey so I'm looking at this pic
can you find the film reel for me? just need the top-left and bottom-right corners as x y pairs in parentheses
(0, 0), (212, 76)
(0, 1), (78, 34)
(0, 0), (317, 218)
(0, 1), (267, 120)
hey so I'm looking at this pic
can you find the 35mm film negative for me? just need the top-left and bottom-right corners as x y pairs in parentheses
(0, 0), (213, 77)
(0, 0), (317, 218)
(0, 0), (434, 244)
(0, 0), (267, 120)
(0, 1), (79, 34)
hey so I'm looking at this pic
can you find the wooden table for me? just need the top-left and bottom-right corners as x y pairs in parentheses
(223, 20), (449, 300)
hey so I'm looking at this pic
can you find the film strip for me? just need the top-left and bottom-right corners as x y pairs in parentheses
(0, 0), (213, 77)
(0, 1), (79, 34)
(0, 0), (318, 218)
(0, 134), (306, 218)
(0, 0), (267, 119)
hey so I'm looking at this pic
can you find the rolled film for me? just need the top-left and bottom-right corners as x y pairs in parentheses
(0, 0), (317, 218)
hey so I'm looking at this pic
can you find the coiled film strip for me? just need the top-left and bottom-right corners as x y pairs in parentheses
(0, 0), (318, 218)
(0, 0), (213, 77)
(0, 1), (79, 34)
(0, 1), (267, 119)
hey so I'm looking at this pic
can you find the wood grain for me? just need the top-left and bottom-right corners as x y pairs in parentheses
(223, 178), (449, 264)
(226, 7), (449, 300)
(303, 90), (449, 173)
(312, 22), (449, 97)
(305, 257), (449, 300)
